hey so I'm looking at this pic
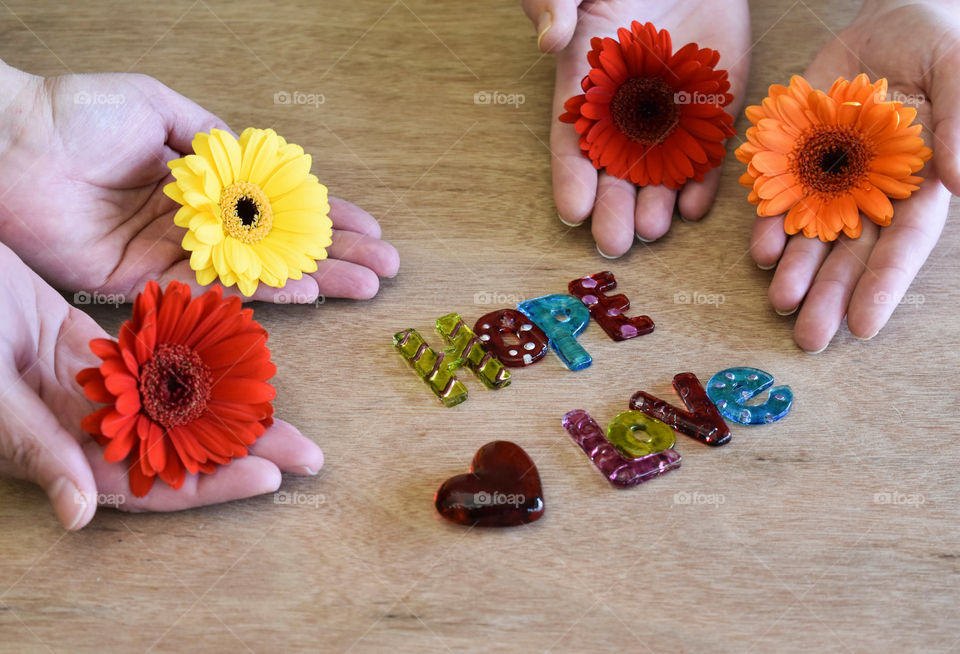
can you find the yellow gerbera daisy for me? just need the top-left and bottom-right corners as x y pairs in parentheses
(164, 128), (333, 297)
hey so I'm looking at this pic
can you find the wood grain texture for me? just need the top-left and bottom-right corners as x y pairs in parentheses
(2, 1), (959, 652)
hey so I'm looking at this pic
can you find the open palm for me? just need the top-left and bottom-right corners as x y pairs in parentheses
(0, 243), (324, 530)
(522, 0), (751, 256)
(0, 71), (398, 303)
(750, 0), (960, 351)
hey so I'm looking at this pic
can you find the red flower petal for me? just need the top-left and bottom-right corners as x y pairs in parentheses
(129, 459), (156, 498)
(80, 406), (112, 436)
(103, 427), (136, 463)
(115, 390), (142, 416)
(89, 338), (121, 359)
(157, 439), (186, 490)
(210, 378), (276, 404)
(146, 426), (167, 472)
(81, 373), (115, 404)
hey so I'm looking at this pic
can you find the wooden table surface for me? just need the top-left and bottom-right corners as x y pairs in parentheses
(2, 1), (959, 652)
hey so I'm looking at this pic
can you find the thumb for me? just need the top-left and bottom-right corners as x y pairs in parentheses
(0, 379), (98, 530)
(520, 0), (582, 53)
(133, 75), (235, 155)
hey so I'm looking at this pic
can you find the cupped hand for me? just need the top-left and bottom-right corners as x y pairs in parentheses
(749, 0), (960, 352)
(0, 243), (323, 529)
(521, 0), (751, 256)
(0, 65), (399, 303)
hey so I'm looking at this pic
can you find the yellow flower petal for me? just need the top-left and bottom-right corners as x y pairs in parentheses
(247, 131), (281, 187)
(236, 275), (258, 297)
(253, 242), (289, 280)
(263, 154), (312, 198)
(189, 245), (212, 270)
(211, 129), (241, 186)
(196, 266), (217, 286)
(174, 206), (197, 228)
(270, 183), (328, 213)
(212, 241), (229, 276)
(224, 237), (251, 276)
(164, 182), (184, 204)
(193, 216), (224, 245)
(273, 209), (326, 234)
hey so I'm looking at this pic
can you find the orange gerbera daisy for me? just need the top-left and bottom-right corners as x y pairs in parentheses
(559, 22), (735, 188)
(736, 74), (932, 241)
(76, 281), (276, 497)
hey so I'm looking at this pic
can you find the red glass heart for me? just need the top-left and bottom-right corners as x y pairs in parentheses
(434, 441), (545, 527)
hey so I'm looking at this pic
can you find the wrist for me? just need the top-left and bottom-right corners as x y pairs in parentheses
(0, 60), (42, 160)
(0, 60), (44, 233)
(858, 0), (960, 17)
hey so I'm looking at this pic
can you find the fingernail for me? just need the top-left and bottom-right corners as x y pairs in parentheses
(300, 466), (318, 476)
(536, 12), (552, 49)
(775, 306), (798, 316)
(854, 331), (879, 341)
(635, 233), (656, 243)
(49, 477), (86, 530)
(558, 213), (582, 227)
(596, 244), (621, 260)
(803, 344), (829, 355)
(757, 262), (777, 271)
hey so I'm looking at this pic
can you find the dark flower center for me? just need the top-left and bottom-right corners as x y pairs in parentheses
(219, 181), (274, 244)
(794, 127), (870, 195)
(610, 76), (680, 144)
(235, 197), (259, 226)
(140, 343), (212, 428)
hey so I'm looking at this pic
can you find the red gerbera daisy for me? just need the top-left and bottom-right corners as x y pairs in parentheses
(76, 281), (276, 497)
(559, 21), (736, 188)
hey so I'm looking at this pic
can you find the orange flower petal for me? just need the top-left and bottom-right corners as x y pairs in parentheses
(776, 94), (812, 131)
(756, 173), (799, 200)
(759, 184), (804, 216)
(752, 151), (791, 175)
(867, 171), (919, 199)
(835, 194), (861, 229)
(755, 128), (795, 153)
(852, 184), (894, 225)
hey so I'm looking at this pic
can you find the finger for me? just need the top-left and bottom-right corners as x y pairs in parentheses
(634, 184), (677, 242)
(153, 256), (383, 304)
(751, 214), (788, 269)
(677, 167), (721, 221)
(85, 446), (282, 512)
(847, 173), (951, 339)
(552, 37), (599, 225)
(520, 0), (581, 53)
(135, 144), (183, 185)
(768, 234), (831, 314)
(0, 379), (97, 530)
(793, 221), (880, 353)
(929, 36), (960, 195)
(329, 196), (383, 239)
(310, 258), (382, 300)
(246, 419), (324, 475)
(137, 75), (233, 155)
(250, 277), (322, 305)
(592, 173), (637, 257)
(326, 230), (399, 279)
(152, 260), (323, 305)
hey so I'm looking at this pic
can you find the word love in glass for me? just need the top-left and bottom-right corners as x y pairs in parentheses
(563, 369), (793, 488)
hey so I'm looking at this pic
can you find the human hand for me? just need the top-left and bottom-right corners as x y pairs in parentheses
(521, 0), (751, 256)
(0, 62), (399, 303)
(0, 243), (324, 529)
(749, 0), (960, 352)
